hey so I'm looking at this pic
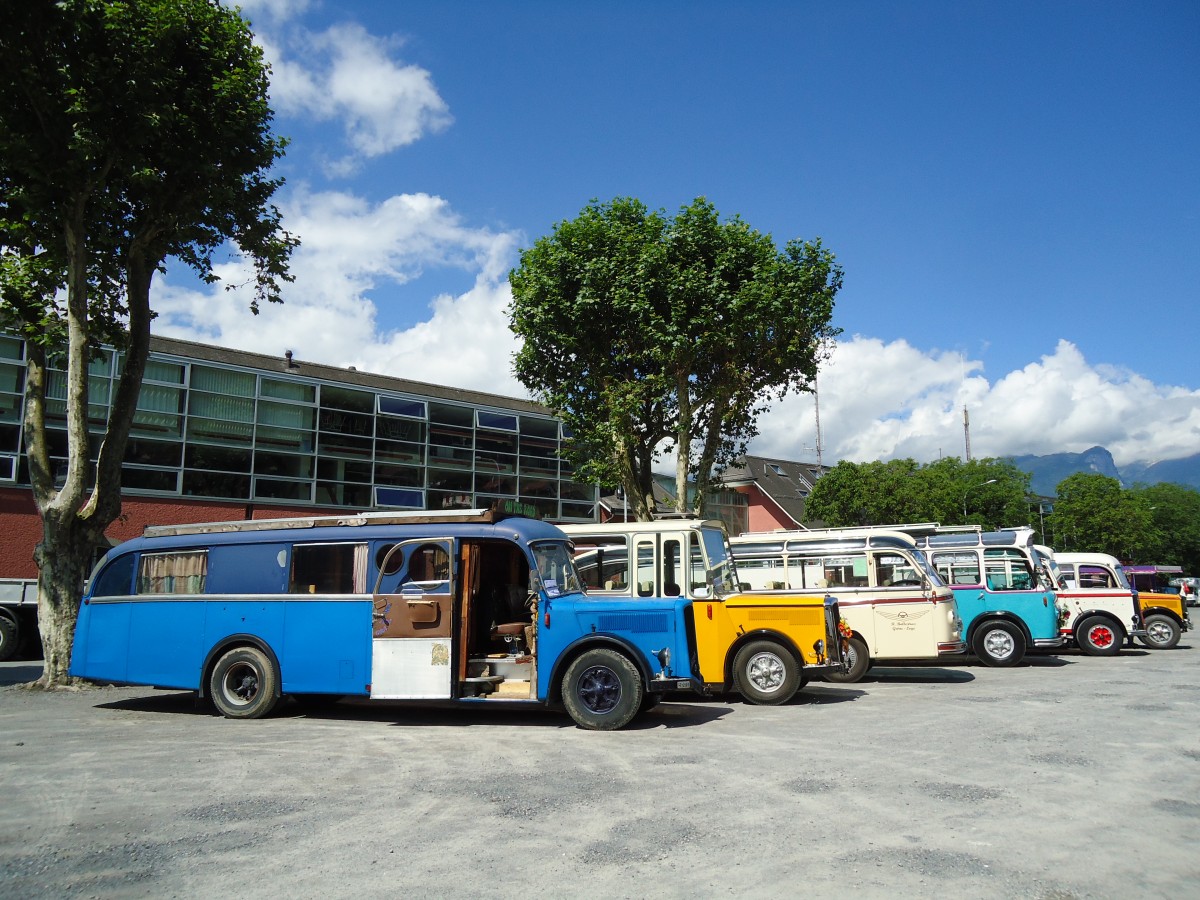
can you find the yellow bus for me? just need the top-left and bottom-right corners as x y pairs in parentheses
(563, 520), (844, 705)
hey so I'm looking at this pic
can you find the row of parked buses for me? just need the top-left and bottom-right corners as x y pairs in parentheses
(67, 507), (1191, 731)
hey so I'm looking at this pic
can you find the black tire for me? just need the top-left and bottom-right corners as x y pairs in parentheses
(0, 617), (18, 662)
(1075, 615), (1122, 657)
(732, 639), (801, 704)
(823, 636), (869, 684)
(638, 693), (661, 715)
(1139, 614), (1181, 650)
(561, 647), (643, 730)
(209, 646), (280, 719)
(972, 621), (1026, 667)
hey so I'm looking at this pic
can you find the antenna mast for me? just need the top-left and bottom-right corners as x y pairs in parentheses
(963, 406), (972, 461)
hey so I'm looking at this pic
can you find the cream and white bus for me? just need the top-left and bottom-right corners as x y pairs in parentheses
(729, 528), (965, 682)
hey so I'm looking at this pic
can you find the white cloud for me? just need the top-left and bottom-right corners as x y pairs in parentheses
(750, 337), (1200, 468)
(153, 188), (525, 399)
(261, 22), (451, 171)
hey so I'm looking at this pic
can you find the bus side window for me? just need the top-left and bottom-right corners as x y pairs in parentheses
(91, 554), (136, 598)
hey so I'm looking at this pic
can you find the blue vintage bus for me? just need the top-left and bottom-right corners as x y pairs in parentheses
(911, 526), (1065, 666)
(69, 508), (699, 730)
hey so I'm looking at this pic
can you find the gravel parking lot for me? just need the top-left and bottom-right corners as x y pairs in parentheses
(2, 643), (1198, 899)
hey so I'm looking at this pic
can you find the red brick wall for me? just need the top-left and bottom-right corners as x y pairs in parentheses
(0, 486), (336, 579)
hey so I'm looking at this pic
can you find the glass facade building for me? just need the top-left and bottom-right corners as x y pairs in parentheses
(0, 333), (598, 522)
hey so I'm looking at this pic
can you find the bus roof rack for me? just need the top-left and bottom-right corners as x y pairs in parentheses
(142, 506), (529, 538)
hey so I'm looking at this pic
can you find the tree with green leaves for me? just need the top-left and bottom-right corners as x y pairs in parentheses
(803, 456), (1031, 529)
(0, 0), (296, 687)
(508, 197), (841, 520)
(1129, 481), (1200, 570)
(1046, 473), (1159, 560)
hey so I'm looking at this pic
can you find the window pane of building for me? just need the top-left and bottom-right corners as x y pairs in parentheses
(318, 458), (373, 483)
(477, 411), (518, 431)
(376, 417), (425, 444)
(253, 477), (312, 502)
(321, 384), (374, 413)
(375, 439), (424, 465)
(191, 365), (255, 397)
(378, 396), (425, 419)
(122, 467), (180, 492)
(428, 402), (473, 427)
(373, 463), (424, 487)
(261, 378), (315, 403)
(183, 470), (250, 499)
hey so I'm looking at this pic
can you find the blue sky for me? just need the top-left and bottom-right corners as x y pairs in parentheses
(155, 0), (1200, 469)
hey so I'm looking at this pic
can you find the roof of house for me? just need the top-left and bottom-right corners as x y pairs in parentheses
(715, 454), (830, 526)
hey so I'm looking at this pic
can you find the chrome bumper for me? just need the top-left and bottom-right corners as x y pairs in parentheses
(1033, 636), (1068, 649)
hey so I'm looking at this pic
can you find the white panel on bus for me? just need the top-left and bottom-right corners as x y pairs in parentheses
(370, 638), (453, 699)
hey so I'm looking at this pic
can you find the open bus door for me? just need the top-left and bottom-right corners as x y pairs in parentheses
(370, 538), (455, 699)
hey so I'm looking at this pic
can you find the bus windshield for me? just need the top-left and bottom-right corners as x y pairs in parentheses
(700, 528), (740, 598)
(531, 541), (584, 598)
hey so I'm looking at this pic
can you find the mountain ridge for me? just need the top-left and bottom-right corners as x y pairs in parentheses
(1008, 447), (1200, 495)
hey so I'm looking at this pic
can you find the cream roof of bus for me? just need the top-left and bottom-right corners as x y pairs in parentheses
(732, 527), (921, 548)
(561, 519), (727, 537)
(1052, 551), (1123, 566)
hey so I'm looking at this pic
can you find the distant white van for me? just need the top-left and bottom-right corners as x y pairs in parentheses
(1038, 550), (1146, 654)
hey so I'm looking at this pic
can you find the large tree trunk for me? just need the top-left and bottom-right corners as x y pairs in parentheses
(27, 229), (155, 688)
(32, 516), (97, 687)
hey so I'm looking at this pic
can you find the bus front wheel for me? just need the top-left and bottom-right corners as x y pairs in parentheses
(1075, 616), (1121, 657)
(209, 646), (280, 719)
(823, 636), (868, 684)
(733, 640), (800, 704)
(972, 621), (1026, 667)
(1139, 614), (1181, 650)
(561, 648), (644, 731)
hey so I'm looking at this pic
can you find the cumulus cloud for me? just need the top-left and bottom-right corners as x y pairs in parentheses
(262, 22), (451, 172)
(750, 337), (1200, 467)
(153, 188), (525, 398)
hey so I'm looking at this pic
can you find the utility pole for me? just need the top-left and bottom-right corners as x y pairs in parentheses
(963, 406), (972, 461)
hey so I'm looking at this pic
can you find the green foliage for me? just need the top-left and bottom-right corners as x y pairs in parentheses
(0, 0), (297, 325)
(0, 0), (295, 684)
(508, 196), (841, 519)
(1045, 473), (1159, 561)
(803, 456), (1032, 529)
(1128, 482), (1200, 571)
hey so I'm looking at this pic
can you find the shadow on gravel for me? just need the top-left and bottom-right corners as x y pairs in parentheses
(853, 665), (976, 684)
(95, 690), (733, 729)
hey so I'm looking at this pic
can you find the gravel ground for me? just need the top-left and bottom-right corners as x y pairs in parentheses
(1, 642), (1198, 899)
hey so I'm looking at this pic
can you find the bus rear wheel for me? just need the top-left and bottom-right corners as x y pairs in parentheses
(209, 646), (279, 719)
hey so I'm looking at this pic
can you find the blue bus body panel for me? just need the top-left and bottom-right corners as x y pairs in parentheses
(950, 587), (1060, 641)
(279, 600), (371, 695)
(535, 594), (694, 697)
(71, 601), (132, 683)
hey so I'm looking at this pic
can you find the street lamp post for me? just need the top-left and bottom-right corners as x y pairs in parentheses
(963, 478), (997, 521)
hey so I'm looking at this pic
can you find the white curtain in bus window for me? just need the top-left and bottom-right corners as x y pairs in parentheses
(137, 551), (208, 594)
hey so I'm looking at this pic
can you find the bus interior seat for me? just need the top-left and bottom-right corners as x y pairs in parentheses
(490, 584), (530, 655)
